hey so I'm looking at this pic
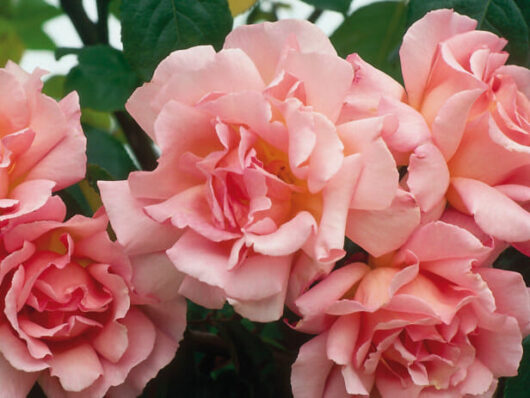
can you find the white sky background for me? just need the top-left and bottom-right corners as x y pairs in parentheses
(20, 0), (377, 77)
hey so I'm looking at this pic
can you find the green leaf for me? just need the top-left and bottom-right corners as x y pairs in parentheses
(330, 0), (407, 81)
(0, 20), (24, 66)
(121, 0), (233, 81)
(65, 45), (140, 112)
(84, 126), (137, 180)
(42, 75), (65, 99)
(10, 0), (61, 50)
(300, 0), (351, 13)
(407, 0), (530, 66)
(57, 184), (93, 218)
(505, 336), (530, 397)
(109, 0), (122, 18)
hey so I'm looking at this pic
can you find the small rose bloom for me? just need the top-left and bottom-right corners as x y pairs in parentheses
(291, 221), (530, 398)
(0, 203), (186, 398)
(100, 19), (416, 321)
(0, 62), (86, 229)
(396, 9), (530, 249)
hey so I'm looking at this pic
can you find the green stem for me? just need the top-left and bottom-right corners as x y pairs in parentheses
(114, 111), (158, 171)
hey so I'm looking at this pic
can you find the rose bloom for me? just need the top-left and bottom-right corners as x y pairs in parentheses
(391, 9), (530, 251)
(0, 62), (86, 228)
(0, 201), (186, 397)
(291, 220), (530, 398)
(100, 19), (419, 321)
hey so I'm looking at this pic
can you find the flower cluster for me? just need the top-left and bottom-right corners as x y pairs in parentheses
(100, 9), (529, 397)
(1, 7), (529, 398)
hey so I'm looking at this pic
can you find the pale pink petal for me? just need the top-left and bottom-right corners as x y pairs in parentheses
(246, 211), (316, 256)
(167, 229), (230, 288)
(351, 138), (398, 211)
(327, 313), (360, 365)
(496, 64), (530, 97)
(224, 254), (292, 301)
(283, 51), (353, 123)
(99, 180), (182, 255)
(224, 19), (336, 83)
(473, 312), (523, 377)
(396, 221), (488, 262)
(47, 344), (103, 392)
(311, 154), (361, 263)
(431, 88), (484, 160)
(295, 263), (369, 317)
(0, 324), (47, 372)
(346, 189), (421, 257)
(343, 53), (404, 120)
(323, 366), (350, 398)
(458, 359), (494, 396)
(449, 177), (530, 242)
(178, 276), (226, 309)
(291, 333), (334, 398)
(342, 363), (374, 395)
(378, 96), (430, 155)
(477, 268), (530, 335)
(92, 322), (128, 364)
(0, 353), (38, 398)
(400, 9), (477, 108)
(228, 286), (287, 322)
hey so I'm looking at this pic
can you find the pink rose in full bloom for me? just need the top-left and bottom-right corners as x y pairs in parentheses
(0, 62), (86, 229)
(396, 9), (530, 250)
(0, 202), (186, 397)
(100, 19), (418, 321)
(290, 220), (530, 398)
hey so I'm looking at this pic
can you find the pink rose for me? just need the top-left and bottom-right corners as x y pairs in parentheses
(0, 202), (186, 397)
(291, 220), (530, 397)
(0, 62), (86, 229)
(100, 19), (416, 321)
(396, 9), (530, 248)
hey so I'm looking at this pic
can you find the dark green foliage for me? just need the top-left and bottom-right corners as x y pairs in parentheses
(300, 0), (352, 14)
(121, 0), (233, 81)
(331, 0), (407, 81)
(85, 126), (137, 180)
(64, 45), (140, 112)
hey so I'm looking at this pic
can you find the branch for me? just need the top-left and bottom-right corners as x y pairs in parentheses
(59, 0), (98, 45)
(96, 0), (110, 44)
(307, 8), (323, 24)
(114, 111), (158, 171)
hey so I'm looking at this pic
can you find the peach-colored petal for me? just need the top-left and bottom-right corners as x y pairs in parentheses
(178, 276), (226, 309)
(47, 344), (103, 392)
(400, 9), (477, 108)
(291, 333), (334, 398)
(449, 177), (530, 242)
(283, 51), (353, 123)
(346, 189), (421, 257)
(224, 19), (336, 83)
(407, 143), (450, 212)
(431, 89), (484, 160)
(295, 263), (369, 317)
(0, 353), (38, 398)
(99, 180), (182, 255)
(477, 268), (530, 335)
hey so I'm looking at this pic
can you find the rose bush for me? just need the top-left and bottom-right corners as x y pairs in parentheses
(100, 19), (420, 322)
(291, 219), (530, 397)
(0, 202), (186, 398)
(0, 62), (86, 230)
